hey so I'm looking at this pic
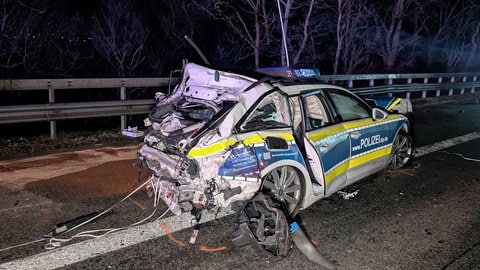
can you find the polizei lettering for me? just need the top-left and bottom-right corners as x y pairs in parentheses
(352, 135), (388, 152)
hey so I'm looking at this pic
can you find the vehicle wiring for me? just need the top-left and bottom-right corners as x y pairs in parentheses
(0, 177), (171, 253)
(442, 150), (480, 163)
(45, 177), (170, 250)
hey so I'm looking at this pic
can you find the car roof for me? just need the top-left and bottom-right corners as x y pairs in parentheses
(271, 81), (351, 96)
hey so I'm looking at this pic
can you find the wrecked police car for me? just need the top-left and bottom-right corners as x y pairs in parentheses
(137, 62), (413, 260)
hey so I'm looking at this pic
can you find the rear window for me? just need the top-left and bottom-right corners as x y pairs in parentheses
(240, 91), (292, 132)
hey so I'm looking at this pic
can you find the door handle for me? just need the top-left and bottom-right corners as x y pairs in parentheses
(350, 131), (361, 139)
(320, 144), (329, 152)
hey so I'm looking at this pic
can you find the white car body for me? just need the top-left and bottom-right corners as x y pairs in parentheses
(138, 62), (413, 218)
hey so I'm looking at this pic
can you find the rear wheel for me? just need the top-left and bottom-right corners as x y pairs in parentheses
(388, 131), (413, 169)
(261, 165), (303, 217)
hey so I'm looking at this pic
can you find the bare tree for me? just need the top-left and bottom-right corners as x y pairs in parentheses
(277, 0), (326, 67)
(421, 0), (473, 70)
(212, 33), (254, 67)
(373, 0), (425, 72)
(0, 0), (23, 71)
(440, 6), (480, 71)
(90, 0), (147, 77)
(39, 5), (96, 78)
(142, 0), (207, 74)
(321, 0), (376, 74)
(194, 0), (330, 68)
(47, 28), (93, 76)
(193, 0), (277, 68)
(290, 0), (316, 66)
(0, 0), (51, 77)
(465, 23), (480, 70)
(443, 39), (468, 72)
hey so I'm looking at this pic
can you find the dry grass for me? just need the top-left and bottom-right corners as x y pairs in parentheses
(0, 129), (142, 160)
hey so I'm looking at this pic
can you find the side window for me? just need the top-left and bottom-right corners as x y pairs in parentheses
(303, 94), (329, 131)
(326, 90), (370, 121)
(240, 91), (291, 132)
(290, 96), (302, 131)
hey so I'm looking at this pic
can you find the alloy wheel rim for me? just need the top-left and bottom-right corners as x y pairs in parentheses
(390, 134), (412, 169)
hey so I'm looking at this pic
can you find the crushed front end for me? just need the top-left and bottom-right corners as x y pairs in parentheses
(137, 62), (262, 216)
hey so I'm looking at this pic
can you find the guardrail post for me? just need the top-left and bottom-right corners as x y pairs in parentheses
(422, 78), (428, 98)
(120, 86), (127, 130)
(387, 79), (393, 97)
(406, 78), (412, 99)
(369, 79), (374, 87)
(461, 76), (467, 94)
(472, 76), (477, 93)
(348, 80), (353, 88)
(48, 88), (57, 139)
(436, 77), (442, 97)
(449, 76), (455, 96)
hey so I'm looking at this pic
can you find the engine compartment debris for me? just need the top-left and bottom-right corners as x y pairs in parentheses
(337, 190), (360, 200)
(138, 62), (269, 221)
(122, 126), (144, 138)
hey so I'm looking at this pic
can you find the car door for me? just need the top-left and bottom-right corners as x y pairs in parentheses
(219, 90), (305, 181)
(322, 89), (398, 185)
(299, 90), (350, 196)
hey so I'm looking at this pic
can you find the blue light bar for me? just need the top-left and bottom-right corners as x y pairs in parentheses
(255, 66), (320, 79)
(255, 67), (294, 78)
(292, 68), (321, 78)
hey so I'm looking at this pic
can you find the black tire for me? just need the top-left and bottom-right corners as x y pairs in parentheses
(388, 131), (413, 169)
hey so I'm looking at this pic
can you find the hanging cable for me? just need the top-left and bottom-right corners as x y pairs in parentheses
(44, 178), (170, 249)
(52, 178), (152, 237)
(0, 239), (46, 253)
(45, 207), (170, 250)
(442, 151), (480, 163)
(1, 178), (166, 253)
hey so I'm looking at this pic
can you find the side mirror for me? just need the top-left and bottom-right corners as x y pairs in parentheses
(372, 108), (388, 121)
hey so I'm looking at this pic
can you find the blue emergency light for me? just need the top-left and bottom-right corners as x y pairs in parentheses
(256, 66), (320, 79)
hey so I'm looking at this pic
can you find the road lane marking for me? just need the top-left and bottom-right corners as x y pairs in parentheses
(1, 132), (479, 269)
(0, 208), (234, 270)
(414, 132), (480, 158)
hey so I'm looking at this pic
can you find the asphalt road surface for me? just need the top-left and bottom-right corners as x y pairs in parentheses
(0, 94), (479, 270)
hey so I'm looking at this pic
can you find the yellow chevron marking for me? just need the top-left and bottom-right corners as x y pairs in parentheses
(350, 146), (392, 169)
(188, 133), (295, 158)
(386, 98), (402, 111)
(325, 161), (349, 185)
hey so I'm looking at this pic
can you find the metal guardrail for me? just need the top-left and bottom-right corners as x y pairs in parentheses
(0, 77), (177, 138)
(0, 78), (173, 91)
(318, 72), (479, 99)
(352, 81), (480, 97)
(0, 99), (155, 124)
(0, 72), (479, 138)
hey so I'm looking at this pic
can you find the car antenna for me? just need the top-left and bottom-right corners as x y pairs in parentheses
(184, 35), (210, 65)
(276, 0), (290, 67)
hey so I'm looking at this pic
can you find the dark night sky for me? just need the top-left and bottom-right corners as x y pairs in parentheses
(67, 0), (100, 13)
